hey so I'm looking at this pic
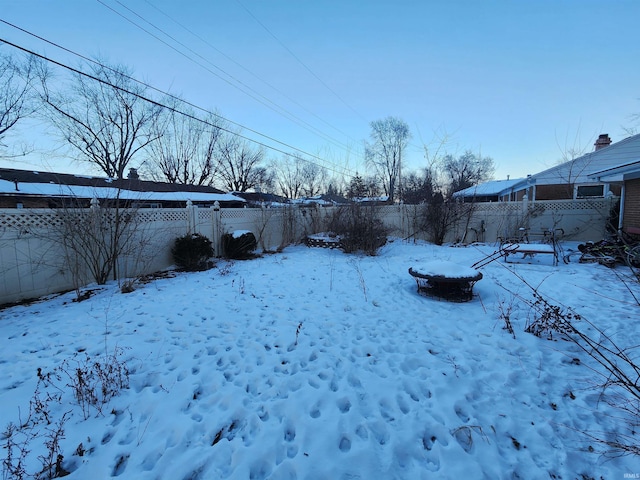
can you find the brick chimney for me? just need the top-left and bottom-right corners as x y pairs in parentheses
(128, 168), (140, 180)
(594, 134), (612, 151)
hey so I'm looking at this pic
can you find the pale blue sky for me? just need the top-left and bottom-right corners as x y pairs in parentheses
(1, 0), (639, 181)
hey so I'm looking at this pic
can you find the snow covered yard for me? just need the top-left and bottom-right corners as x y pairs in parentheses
(1, 240), (639, 479)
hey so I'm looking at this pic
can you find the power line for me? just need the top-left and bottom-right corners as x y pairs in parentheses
(234, 0), (367, 123)
(0, 34), (358, 179)
(0, 21), (358, 177)
(137, 0), (363, 151)
(96, 0), (361, 157)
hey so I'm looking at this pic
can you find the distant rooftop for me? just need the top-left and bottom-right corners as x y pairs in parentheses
(452, 178), (525, 198)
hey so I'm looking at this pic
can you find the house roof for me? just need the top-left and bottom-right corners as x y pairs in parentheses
(231, 191), (289, 206)
(452, 178), (525, 198)
(0, 168), (245, 205)
(509, 133), (640, 189)
(291, 193), (350, 206)
(589, 159), (640, 182)
(353, 195), (390, 203)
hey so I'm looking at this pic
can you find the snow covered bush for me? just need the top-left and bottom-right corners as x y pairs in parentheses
(328, 204), (387, 255)
(221, 231), (257, 259)
(171, 233), (214, 271)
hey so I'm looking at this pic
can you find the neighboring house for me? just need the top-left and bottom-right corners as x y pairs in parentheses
(590, 159), (640, 236)
(499, 133), (638, 201)
(291, 193), (351, 207)
(0, 167), (246, 208)
(453, 133), (640, 202)
(353, 195), (391, 205)
(452, 178), (525, 202)
(231, 191), (289, 208)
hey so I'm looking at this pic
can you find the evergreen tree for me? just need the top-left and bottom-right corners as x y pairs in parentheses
(346, 174), (368, 199)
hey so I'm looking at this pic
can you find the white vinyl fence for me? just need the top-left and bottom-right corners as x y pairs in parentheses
(0, 197), (616, 305)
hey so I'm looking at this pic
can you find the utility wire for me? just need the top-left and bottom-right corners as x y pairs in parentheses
(0, 35), (357, 179)
(0, 20), (358, 177)
(234, 0), (367, 123)
(138, 0), (363, 151)
(96, 0), (323, 143)
(98, 0), (359, 157)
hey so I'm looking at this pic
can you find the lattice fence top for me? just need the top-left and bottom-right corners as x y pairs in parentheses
(0, 210), (65, 230)
(136, 209), (187, 222)
(474, 203), (522, 213)
(0, 198), (613, 233)
(0, 208), (189, 231)
(538, 199), (611, 211)
(222, 209), (267, 221)
(197, 209), (212, 221)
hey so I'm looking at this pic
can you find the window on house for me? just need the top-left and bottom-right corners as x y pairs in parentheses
(576, 185), (604, 198)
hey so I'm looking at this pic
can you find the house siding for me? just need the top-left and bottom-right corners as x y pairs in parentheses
(623, 178), (640, 230)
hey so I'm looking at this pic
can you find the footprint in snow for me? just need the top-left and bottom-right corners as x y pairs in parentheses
(287, 445), (298, 458)
(307, 378), (320, 389)
(355, 425), (368, 440)
(309, 405), (321, 419)
(101, 429), (115, 445)
(368, 421), (390, 445)
(283, 424), (296, 442)
(454, 403), (470, 423)
(140, 450), (162, 472)
(336, 397), (351, 413)
(339, 435), (352, 452)
(257, 407), (269, 422)
(347, 373), (362, 389)
(112, 453), (129, 477)
(329, 377), (339, 392)
(396, 394), (410, 414)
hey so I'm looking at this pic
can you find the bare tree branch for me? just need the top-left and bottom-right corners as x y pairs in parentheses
(38, 60), (162, 178)
(146, 102), (224, 185)
(0, 50), (37, 153)
(364, 116), (410, 202)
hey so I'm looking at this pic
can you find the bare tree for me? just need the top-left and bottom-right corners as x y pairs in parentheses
(51, 194), (147, 290)
(0, 50), (36, 155)
(274, 154), (305, 199)
(364, 116), (411, 202)
(216, 134), (272, 192)
(147, 103), (224, 185)
(420, 193), (475, 245)
(39, 60), (162, 179)
(441, 150), (495, 196)
(551, 131), (602, 199)
(301, 161), (328, 197)
(325, 175), (347, 198)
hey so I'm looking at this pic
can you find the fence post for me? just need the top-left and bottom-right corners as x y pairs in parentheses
(212, 201), (221, 257)
(186, 200), (196, 234)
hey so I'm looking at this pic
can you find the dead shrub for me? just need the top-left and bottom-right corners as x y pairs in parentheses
(327, 204), (387, 255)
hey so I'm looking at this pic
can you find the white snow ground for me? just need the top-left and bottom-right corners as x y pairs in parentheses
(1, 240), (639, 479)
